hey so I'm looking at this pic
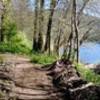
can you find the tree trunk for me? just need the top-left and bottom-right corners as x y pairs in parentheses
(63, 0), (79, 62)
(73, 0), (79, 63)
(33, 0), (45, 52)
(0, 19), (5, 42)
(0, 3), (5, 42)
(32, 0), (39, 51)
(44, 0), (56, 55)
(38, 0), (44, 51)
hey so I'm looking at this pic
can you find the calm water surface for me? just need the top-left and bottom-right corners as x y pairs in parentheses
(59, 42), (100, 64)
(79, 42), (100, 64)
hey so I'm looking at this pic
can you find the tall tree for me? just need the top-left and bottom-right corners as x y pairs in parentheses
(32, 0), (39, 51)
(62, 0), (90, 62)
(38, 0), (44, 51)
(44, 0), (57, 54)
(32, 0), (45, 52)
(0, 0), (11, 42)
(0, 1), (5, 42)
(72, 0), (79, 62)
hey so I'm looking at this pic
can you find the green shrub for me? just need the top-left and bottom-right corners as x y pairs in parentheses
(4, 22), (17, 41)
(0, 31), (31, 54)
(2, 17), (17, 42)
(10, 31), (32, 49)
(76, 63), (100, 85)
(0, 42), (30, 54)
(0, 14), (32, 54)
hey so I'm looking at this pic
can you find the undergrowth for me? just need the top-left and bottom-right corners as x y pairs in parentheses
(31, 53), (57, 65)
(76, 63), (100, 85)
(0, 31), (31, 54)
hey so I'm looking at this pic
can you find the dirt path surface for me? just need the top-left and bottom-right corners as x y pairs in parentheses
(0, 54), (100, 100)
(0, 54), (57, 100)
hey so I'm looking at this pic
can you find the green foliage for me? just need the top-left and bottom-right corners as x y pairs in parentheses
(10, 31), (32, 49)
(1, 1), (16, 42)
(31, 53), (57, 65)
(0, 10), (32, 54)
(0, 31), (31, 54)
(0, 42), (30, 54)
(3, 21), (17, 41)
(2, 8), (17, 40)
(76, 63), (100, 85)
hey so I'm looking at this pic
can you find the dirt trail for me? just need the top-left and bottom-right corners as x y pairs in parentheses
(0, 54), (57, 100)
(0, 54), (100, 100)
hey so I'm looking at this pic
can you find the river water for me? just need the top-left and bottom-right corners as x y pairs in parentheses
(59, 42), (100, 64)
(79, 42), (100, 64)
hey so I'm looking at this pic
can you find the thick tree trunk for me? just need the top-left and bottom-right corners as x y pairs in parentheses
(0, 5), (5, 42)
(38, 0), (44, 51)
(44, 0), (56, 55)
(33, 0), (45, 52)
(32, 0), (39, 51)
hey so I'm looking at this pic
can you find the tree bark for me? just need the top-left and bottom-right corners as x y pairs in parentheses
(32, 0), (45, 52)
(73, 0), (79, 63)
(32, 0), (39, 51)
(0, 15), (5, 42)
(0, 2), (5, 42)
(38, 0), (44, 51)
(44, 0), (56, 55)
(63, 0), (79, 62)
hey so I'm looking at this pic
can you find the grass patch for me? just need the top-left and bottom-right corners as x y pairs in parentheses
(76, 63), (100, 85)
(31, 53), (57, 65)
